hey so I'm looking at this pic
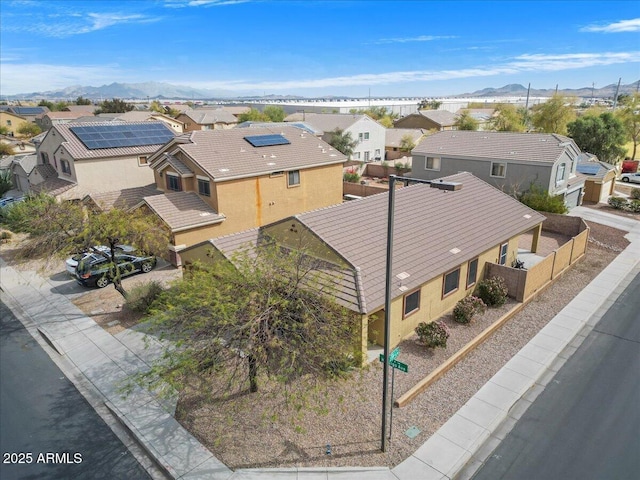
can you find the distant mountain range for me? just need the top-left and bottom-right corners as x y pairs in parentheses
(461, 81), (639, 99)
(3, 80), (639, 101)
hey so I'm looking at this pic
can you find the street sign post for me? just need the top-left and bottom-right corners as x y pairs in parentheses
(389, 359), (408, 373)
(379, 347), (400, 364)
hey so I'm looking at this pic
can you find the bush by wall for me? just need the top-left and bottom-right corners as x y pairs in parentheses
(476, 276), (508, 307)
(415, 320), (450, 348)
(608, 196), (627, 209)
(453, 296), (487, 324)
(126, 280), (164, 313)
(630, 188), (640, 200)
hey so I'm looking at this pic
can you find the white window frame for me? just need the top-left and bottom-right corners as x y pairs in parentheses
(490, 162), (507, 178)
(443, 267), (460, 297)
(499, 242), (508, 265)
(403, 289), (421, 318)
(556, 163), (566, 186)
(425, 156), (441, 171)
(197, 176), (211, 197)
(287, 170), (300, 187)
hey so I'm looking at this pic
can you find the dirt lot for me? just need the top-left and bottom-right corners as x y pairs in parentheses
(0, 221), (632, 469)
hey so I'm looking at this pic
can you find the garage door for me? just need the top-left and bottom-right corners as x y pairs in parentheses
(599, 179), (613, 203)
(565, 188), (582, 209)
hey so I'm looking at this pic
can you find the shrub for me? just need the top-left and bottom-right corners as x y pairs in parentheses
(628, 199), (640, 213)
(518, 184), (568, 214)
(453, 296), (487, 324)
(343, 172), (360, 183)
(476, 276), (508, 307)
(415, 320), (449, 348)
(630, 188), (640, 200)
(608, 196), (627, 209)
(126, 280), (164, 313)
(0, 230), (11, 242)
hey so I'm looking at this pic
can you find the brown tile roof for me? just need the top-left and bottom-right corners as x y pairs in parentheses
(85, 184), (162, 211)
(142, 191), (225, 231)
(44, 111), (88, 120)
(412, 130), (579, 164)
(157, 153), (193, 176)
(284, 112), (372, 132)
(30, 176), (76, 197)
(205, 172), (545, 313)
(51, 121), (178, 160)
(183, 108), (238, 125)
(154, 125), (346, 182)
(385, 128), (426, 147)
(417, 110), (458, 126)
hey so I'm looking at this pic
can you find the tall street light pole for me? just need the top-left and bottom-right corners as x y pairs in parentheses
(380, 175), (461, 453)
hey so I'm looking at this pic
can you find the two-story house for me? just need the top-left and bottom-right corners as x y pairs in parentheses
(176, 108), (238, 132)
(394, 110), (458, 131)
(411, 131), (586, 208)
(284, 112), (386, 162)
(139, 125), (347, 265)
(0, 111), (30, 137)
(385, 128), (427, 161)
(33, 121), (177, 200)
(179, 171), (545, 357)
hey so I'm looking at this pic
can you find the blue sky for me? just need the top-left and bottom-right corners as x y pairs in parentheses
(1, 0), (639, 98)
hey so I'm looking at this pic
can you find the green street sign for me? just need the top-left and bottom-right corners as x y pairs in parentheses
(379, 347), (400, 363)
(389, 359), (408, 373)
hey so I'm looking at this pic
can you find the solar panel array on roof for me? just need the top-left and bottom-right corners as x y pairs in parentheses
(576, 164), (601, 175)
(69, 123), (175, 150)
(12, 107), (45, 115)
(244, 134), (291, 147)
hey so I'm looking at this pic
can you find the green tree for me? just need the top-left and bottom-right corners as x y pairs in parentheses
(94, 98), (135, 114)
(327, 128), (358, 158)
(38, 100), (54, 110)
(237, 108), (270, 123)
(0, 143), (15, 156)
(616, 92), (640, 159)
(455, 110), (479, 131)
(1, 194), (169, 297)
(138, 243), (358, 396)
(567, 112), (627, 164)
(490, 104), (526, 132)
(0, 169), (13, 197)
(262, 106), (286, 122)
(75, 96), (92, 105)
(16, 123), (42, 138)
(0, 125), (10, 136)
(418, 100), (441, 110)
(149, 100), (165, 114)
(530, 94), (576, 135)
(399, 134), (416, 152)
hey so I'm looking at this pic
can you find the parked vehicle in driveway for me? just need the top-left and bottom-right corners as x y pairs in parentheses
(620, 172), (640, 184)
(65, 245), (136, 276)
(75, 253), (157, 288)
(0, 196), (24, 208)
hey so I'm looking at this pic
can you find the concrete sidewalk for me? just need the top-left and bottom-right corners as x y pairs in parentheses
(1, 207), (638, 480)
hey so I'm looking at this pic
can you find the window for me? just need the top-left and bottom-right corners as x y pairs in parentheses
(353, 152), (361, 160)
(198, 178), (211, 197)
(166, 174), (182, 191)
(6, 120), (11, 126)
(425, 157), (441, 171)
(358, 133), (363, 142)
(364, 132), (370, 140)
(467, 258), (478, 288)
(287, 170), (300, 187)
(270, 171), (284, 177)
(41, 152), (49, 165)
(60, 159), (71, 175)
(364, 151), (370, 162)
(499, 242), (508, 265)
(491, 162), (506, 178)
(403, 290), (420, 317)
(443, 268), (460, 297)
(556, 163), (566, 185)
(138, 156), (148, 166)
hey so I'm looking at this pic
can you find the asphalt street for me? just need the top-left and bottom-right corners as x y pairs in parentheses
(471, 272), (640, 480)
(0, 300), (152, 480)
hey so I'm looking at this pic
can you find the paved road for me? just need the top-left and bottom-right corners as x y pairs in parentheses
(0, 300), (152, 480)
(471, 272), (640, 480)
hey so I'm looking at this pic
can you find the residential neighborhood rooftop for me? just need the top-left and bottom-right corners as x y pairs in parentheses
(412, 130), (581, 164)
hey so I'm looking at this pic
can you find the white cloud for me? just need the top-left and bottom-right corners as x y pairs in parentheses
(372, 35), (458, 45)
(580, 18), (640, 33)
(164, 0), (250, 7)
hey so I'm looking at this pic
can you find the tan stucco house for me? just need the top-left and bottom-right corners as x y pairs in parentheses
(179, 171), (545, 356)
(394, 110), (458, 131)
(140, 125), (347, 265)
(0, 111), (30, 137)
(33, 121), (177, 200)
(176, 108), (238, 132)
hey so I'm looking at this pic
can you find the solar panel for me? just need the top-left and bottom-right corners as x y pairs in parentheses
(244, 134), (291, 147)
(576, 164), (601, 175)
(70, 123), (175, 150)
(12, 107), (44, 115)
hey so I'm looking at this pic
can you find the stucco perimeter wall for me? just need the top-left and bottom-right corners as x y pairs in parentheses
(541, 212), (587, 236)
(343, 182), (389, 198)
(487, 219), (589, 302)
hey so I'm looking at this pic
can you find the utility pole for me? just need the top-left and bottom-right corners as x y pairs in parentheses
(613, 78), (622, 111)
(591, 82), (596, 105)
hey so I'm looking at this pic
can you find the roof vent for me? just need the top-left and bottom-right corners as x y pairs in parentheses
(509, 151), (516, 155)
(219, 168), (229, 172)
(240, 147), (246, 153)
(523, 214), (532, 219)
(262, 154), (267, 158)
(270, 154), (276, 158)
(266, 162), (276, 166)
(396, 272), (410, 280)
(449, 247), (461, 254)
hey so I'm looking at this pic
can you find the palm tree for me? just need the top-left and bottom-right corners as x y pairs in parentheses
(328, 128), (358, 158)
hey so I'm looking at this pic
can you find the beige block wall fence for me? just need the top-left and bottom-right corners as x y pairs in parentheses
(487, 214), (589, 302)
